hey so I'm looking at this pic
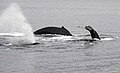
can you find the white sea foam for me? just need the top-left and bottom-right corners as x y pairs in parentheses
(101, 37), (114, 41)
(0, 32), (25, 37)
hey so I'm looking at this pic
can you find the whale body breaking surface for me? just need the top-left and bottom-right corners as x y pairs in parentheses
(34, 26), (73, 36)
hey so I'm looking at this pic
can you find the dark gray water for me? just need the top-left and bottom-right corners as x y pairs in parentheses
(0, 0), (120, 73)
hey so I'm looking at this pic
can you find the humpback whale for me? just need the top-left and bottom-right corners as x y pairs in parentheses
(34, 26), (100, 41)
(34, 26), (72, 36)
(85, 26), (100, 40)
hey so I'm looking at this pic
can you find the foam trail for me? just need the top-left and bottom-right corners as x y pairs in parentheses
(0, 3), (35, 44)
(101, 37), (114, 41)
(0, 33), (25, 37)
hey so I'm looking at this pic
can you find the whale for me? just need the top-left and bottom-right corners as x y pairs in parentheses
(85, 25), (100, 40)
(34, 26), (72, 36)
(34, 26), (100, 41)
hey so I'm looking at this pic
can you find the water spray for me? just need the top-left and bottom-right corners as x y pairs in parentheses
(0, 3), (36, 44)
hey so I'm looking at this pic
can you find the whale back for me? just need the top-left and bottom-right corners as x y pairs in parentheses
(34, 26), (72, 36)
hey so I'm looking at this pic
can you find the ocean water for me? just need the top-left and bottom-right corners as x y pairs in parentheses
(0, 0), (120, 73)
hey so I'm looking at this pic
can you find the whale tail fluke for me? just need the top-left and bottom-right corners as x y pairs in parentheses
(85, 26), (100, 40)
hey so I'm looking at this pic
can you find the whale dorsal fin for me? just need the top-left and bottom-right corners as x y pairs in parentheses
(61, 26), (65, 29)
(61, 26), (67, 30)
(61, 26), (72, 36)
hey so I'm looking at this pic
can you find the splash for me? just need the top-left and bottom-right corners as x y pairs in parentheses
(0, 3), (35, 44)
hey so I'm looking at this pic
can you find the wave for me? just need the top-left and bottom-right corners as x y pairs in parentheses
(0, 32), (25, 37)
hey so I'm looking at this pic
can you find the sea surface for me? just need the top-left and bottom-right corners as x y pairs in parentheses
(0, 0), (120, 73)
